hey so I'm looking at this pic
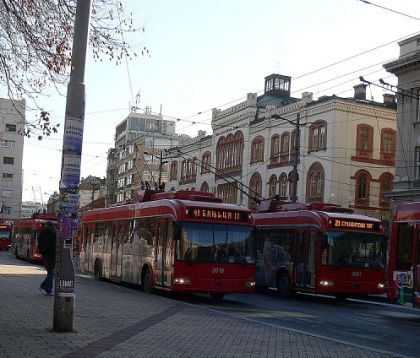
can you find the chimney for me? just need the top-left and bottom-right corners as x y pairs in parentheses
(383, 93), (396, 106)
(353, 84), (367, 100)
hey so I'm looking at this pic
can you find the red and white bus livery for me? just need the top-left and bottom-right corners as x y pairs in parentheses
(0, 221), (12, 250)
(387, 202), (420, 308)
(253, 200), (386, 299)
(79, 190), (256, 300)
(12, 213), (58, 262)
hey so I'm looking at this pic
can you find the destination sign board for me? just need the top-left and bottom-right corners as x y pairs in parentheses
(188, 208), (248, 221)
(330, 218), (380, 231)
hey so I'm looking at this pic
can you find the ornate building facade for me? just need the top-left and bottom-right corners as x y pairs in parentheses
(166, 74), (397, 220)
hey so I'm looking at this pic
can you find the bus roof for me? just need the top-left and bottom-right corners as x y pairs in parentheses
(253, 205), (382, 232)
(393, 201), (420, 222)
(81, 190), (252, 225)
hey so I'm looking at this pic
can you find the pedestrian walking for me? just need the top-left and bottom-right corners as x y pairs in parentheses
(38, 221), (56, 295)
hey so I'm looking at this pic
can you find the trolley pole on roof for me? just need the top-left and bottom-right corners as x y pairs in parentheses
(53, 0), (92, 332)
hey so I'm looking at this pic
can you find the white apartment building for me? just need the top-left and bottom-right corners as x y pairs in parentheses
(384, 33), (420, 204)
(107, 110), (188, 204)
(0, 98), (25, 220)
(166, 74), (396, 222)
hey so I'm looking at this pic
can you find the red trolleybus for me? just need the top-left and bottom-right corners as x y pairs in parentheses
(0, 221), (12, 250)
(79, 190), (256, 300)
(12, 213), (58, 262)
(253, 200), (386, 299)
(387, 202), (420, 308)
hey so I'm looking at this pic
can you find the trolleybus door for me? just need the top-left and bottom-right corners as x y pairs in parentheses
(294, 229), (316, 289)
(155, 218), (172, 287)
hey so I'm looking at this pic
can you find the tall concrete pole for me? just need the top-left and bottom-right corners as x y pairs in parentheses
(53, 0), (92, 332)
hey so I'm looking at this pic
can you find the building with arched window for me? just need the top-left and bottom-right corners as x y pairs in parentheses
(165, 74), (396, 220)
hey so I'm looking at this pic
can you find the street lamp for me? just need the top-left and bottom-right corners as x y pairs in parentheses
(271, 113), (304, 203)
(144, 150), (168, 190)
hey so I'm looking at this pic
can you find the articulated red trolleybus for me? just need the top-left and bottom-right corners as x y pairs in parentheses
(79, 190), (256, 300)
(12, 213), (58, 262)
(387, 202), (420, 308)
(253, 200), (386, 299)
(0, 220), (12, 250)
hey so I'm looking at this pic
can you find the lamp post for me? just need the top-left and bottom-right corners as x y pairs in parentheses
(271, 113), (304, 203)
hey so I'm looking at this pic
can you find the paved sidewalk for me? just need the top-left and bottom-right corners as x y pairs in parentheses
(0, 251), (402, 358)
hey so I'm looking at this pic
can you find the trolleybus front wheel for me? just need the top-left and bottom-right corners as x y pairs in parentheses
(94, 260), (102, 281)
(142, 268), (154, 293)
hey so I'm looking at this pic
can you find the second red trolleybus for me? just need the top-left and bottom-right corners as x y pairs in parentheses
(12, 213), (58, 262)
(253, 200), (386, 300)
(0, 220), (12, 250)
(79, 190), (256, 300)
(387, 202), (420, 308)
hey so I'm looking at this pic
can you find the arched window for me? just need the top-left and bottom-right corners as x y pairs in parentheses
(234, 131), (244, 168)
(200, 182), (209, 192)
(216, 131), (244, 173)
(248, 172), (262, 210)
(180, 160), (187, 180)
(217, 182), (237, 204)
(169, 161), (178, 181)
(379, 173), (393, 207)
(279, 173), (288, 199)
(380, 128), (396, 160)
(251, 136), (264, 164)
(268, 174), (277, 197)
(270, 134), (280, 164)
(355, 170), (372, 206)
(308, 121), (327, 152)
(306, 162), (324, 202)
(216, 137), (226, 170)
(356, 124), (374, 158)
(280, 132), (290, 163)
(201, 152), (211, 174)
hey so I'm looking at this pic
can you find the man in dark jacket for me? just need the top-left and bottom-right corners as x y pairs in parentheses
(38, 221), (56, 295)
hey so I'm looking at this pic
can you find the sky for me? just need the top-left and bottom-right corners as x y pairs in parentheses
(12, 0), (420, 203)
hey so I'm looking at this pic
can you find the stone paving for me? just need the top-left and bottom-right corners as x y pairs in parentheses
(0, 251), (403, 358)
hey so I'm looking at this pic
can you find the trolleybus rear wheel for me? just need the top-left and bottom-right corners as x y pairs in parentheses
(142, 268), (154, 293)
(277, 271), (291, 298)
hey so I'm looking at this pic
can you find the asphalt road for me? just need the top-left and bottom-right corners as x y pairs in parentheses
(173, 289), (420, 358)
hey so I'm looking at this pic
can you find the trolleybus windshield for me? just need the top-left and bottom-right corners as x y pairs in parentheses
(322, 231), (386, 269)
(177, 222), (254, 264)
(0, 228), (10, 240)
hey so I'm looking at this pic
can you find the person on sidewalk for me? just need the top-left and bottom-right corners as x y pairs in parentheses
(38, 221), (56, 295)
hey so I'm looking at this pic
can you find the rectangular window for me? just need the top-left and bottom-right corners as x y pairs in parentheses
(3, 157), (14, 165)
(5, 123), (16, 132)
(2, 173), (13, 180)
(1, 140), (15, 148)
(1, 190), (12, 198)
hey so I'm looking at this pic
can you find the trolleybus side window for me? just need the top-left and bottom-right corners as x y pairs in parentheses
(396, 223), (413, 270)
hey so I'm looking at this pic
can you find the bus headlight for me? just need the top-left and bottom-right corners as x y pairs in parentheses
(377, 283), (384, 289)
(173, 277), (191, 285)
(245, 279), (256, 287)
(319, 280), (334, 287)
